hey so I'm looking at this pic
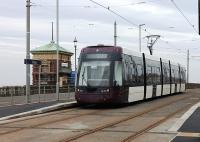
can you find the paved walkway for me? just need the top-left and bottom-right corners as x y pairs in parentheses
(171, 107), (200, 142)
(0, 101), (67, 118)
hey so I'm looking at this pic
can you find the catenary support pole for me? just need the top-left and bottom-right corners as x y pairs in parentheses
(52, 22), (54, 41)
(139, 24), (145, 53)
(26, 0), (31, 103)
(187, 49), (189, 83)
(38, 65), (41, 102)
(198, 0), (200, 34)
(114, 21), (117, 46)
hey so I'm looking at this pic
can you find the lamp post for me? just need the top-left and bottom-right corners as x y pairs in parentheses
(56, 0), (59, 100)
(139, 24), (145, 53)
(73, 37), (78, 73)
(187, 49), (189, 84)
(198, 0), (200, 34)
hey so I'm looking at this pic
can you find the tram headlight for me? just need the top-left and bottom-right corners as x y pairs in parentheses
(77, 89), (84, 92)
(101, 89), (110, 93)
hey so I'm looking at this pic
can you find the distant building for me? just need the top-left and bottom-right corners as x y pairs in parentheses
(31, 41), (73, 87)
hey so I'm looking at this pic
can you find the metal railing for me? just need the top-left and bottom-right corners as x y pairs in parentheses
(0, 85), (75, 107)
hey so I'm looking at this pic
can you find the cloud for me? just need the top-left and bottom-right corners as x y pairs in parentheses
(0, 0), (199, 86)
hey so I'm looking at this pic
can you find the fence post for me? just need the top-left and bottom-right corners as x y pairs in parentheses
(68, 85), (70, 101)
(38, 65), (41, 102)
(11, 87), (14, 105)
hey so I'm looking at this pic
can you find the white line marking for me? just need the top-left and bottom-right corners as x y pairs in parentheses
(168, 101), (200, 132)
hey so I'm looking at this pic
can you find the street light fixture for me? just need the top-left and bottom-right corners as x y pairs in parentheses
(139, 24), (145, 53)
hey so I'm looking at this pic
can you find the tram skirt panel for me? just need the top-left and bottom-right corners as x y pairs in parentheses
(163, 84), (171, 95)
(181, 84), (186, 92)
(177, 83), (181, 93)
(128, 86), (144, 102)
(156, 85), (162, 97)
(171, 84), (175, 94)
(146, 85), (153, 99)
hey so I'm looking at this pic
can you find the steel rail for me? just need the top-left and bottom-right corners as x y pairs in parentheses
(121, 104), (190, 142)
(0, 105), (102, 136)
(0, 103), (79, 126)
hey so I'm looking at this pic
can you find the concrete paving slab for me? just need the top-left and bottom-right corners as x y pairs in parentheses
(150, 117), (179, 133)
(133, 132), (176, 142)
(0, 127), (19, 134)
(72, 131), (134, 142)
(0, 128), (85, 142)
(38, 114), (126, 131)
(2, 113), (77, 128)
(104, 116), (164, 132)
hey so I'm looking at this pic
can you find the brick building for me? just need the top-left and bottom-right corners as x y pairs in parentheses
(31, 41), (73, 87)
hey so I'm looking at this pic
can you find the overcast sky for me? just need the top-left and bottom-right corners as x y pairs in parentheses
(0, 0), (200, 86)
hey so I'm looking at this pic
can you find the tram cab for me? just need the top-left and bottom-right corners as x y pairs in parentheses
(75, 45), (125, 104)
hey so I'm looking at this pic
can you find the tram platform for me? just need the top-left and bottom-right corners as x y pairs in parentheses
(0, 100), (76, 121)
(171, 104), (200, 142)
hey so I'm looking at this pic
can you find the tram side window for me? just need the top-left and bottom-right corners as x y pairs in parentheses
(175, 70), (179, 84)
(147, 66), (152, 85)
(114, 61), (122, 86)
(123, 61), (128, 84)
(128, 63), (133, 81)
(167, 69), (170, 84)
(180, 71), (183, 83)
(156, 67), (161, 84)
(181, 70), (186, 83)
(123, 56), (138, 86)
(152, 67), (156, 84)
(172, 69), (175, 84)
(123, 60), (132, 86)
(131, 64), (137, 85)
(163, 66), (168, 84)
(164, 64), (171, 84)
(127, 62), (137, 86)
(137, 64), (144, 85)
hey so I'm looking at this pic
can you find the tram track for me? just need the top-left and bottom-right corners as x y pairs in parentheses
(59, 95), (192, 142)
(0, 94), (195, 141)
(121, 104), (190, 142)
(0, 103), (102, 126)
(0, 104), (103, 136)
(0, 103), (79, 125)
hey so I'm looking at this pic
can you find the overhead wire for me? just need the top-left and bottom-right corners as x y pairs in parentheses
(170, 0), (198, 34)
(36, 0), (198, 54)
(105, 2), (146, 7)
(88, 0), (140, 27)
(88, 0), (193, 54)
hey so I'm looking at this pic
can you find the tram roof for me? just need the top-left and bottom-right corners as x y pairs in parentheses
(82, 45), (185, 68)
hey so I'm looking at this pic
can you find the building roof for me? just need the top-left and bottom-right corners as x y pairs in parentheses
(31, 41), (73, 55)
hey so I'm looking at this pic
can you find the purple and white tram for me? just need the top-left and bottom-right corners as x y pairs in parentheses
(75, 45), (186, 104)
